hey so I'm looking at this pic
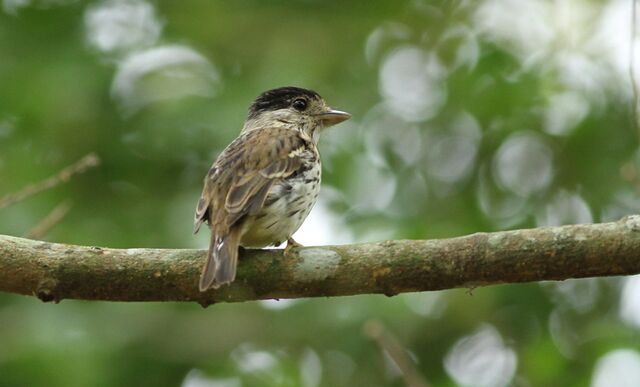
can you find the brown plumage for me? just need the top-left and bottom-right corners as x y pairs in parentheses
(194, 87), (350, 291)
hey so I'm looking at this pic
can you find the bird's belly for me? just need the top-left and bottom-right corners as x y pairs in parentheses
(240, 166), (320, 248)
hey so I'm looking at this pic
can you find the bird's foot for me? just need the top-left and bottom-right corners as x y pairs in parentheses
(283, 238), (303, 257)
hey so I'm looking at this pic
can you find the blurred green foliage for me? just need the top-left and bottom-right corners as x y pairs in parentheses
(1, 1), (640, 386)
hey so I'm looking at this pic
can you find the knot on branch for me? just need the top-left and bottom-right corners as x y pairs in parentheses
(35, 278), (59, 303)
(623, 215), (640, 232)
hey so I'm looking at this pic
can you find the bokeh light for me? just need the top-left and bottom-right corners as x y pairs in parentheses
(444, 324), (517, 387)
(591, 349), (640, 387)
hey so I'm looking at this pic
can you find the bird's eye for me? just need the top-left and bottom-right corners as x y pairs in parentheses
(292, 98), (308, 111)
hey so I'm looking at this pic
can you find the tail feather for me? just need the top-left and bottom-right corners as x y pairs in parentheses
(199, 228), (241, 291)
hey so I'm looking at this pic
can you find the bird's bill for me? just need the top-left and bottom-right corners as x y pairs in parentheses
(317, 109), (351, 126)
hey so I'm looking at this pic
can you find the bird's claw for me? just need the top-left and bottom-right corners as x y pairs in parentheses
(283, 238), (303, 257)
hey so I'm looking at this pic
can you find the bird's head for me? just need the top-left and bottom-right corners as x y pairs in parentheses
(242, 86), (351, 142)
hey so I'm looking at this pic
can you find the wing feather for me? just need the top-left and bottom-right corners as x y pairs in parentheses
(194, 128), (308, 232)
(193, 166), (218, 234)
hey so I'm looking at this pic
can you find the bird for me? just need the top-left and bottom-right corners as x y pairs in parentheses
(193, 86), (351, 291)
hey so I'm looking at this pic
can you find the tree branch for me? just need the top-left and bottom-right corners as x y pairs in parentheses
(2, 216), (640, 306)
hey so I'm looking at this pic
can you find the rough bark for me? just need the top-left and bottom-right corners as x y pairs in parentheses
(1, 216), (640, 306)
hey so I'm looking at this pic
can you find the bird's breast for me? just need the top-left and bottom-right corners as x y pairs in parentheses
(240, 150), (321, 248)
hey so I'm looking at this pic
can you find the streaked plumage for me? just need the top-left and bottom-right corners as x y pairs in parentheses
(194, 87), (350, 291)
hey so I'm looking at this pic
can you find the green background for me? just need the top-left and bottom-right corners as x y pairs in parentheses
(1, 1), (639, 386)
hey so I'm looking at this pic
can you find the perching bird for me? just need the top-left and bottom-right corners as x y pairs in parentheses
(194, 87), (351, 291)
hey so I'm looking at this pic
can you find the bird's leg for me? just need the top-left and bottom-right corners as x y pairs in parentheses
(283, 237), (303, 256)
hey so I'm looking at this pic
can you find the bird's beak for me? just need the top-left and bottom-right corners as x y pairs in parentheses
(317, 108), (351, 127)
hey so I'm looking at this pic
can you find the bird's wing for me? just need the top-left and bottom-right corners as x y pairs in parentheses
(193, 127), (307, 234)
(193, 166), (217, 234)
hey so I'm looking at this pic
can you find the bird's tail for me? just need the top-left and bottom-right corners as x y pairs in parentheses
(199, 228), (240, 291)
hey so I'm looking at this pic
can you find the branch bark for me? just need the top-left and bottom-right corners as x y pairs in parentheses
(2, 216), (640, 306)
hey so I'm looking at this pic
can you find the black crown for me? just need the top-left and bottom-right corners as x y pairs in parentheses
(248, 87), (320, 119)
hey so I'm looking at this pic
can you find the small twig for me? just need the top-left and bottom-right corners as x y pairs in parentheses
(363, 320), (431, 387)
(0, 153), (100, 210)
(621, 162), (640, 193)
(631, 0), (640, 136)
(25, 201), (73, 240)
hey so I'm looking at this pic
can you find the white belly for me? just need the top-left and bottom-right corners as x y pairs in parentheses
(240, 162), (321, 247)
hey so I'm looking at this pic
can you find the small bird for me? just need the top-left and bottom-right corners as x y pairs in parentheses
(194, 87), (351, 291)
